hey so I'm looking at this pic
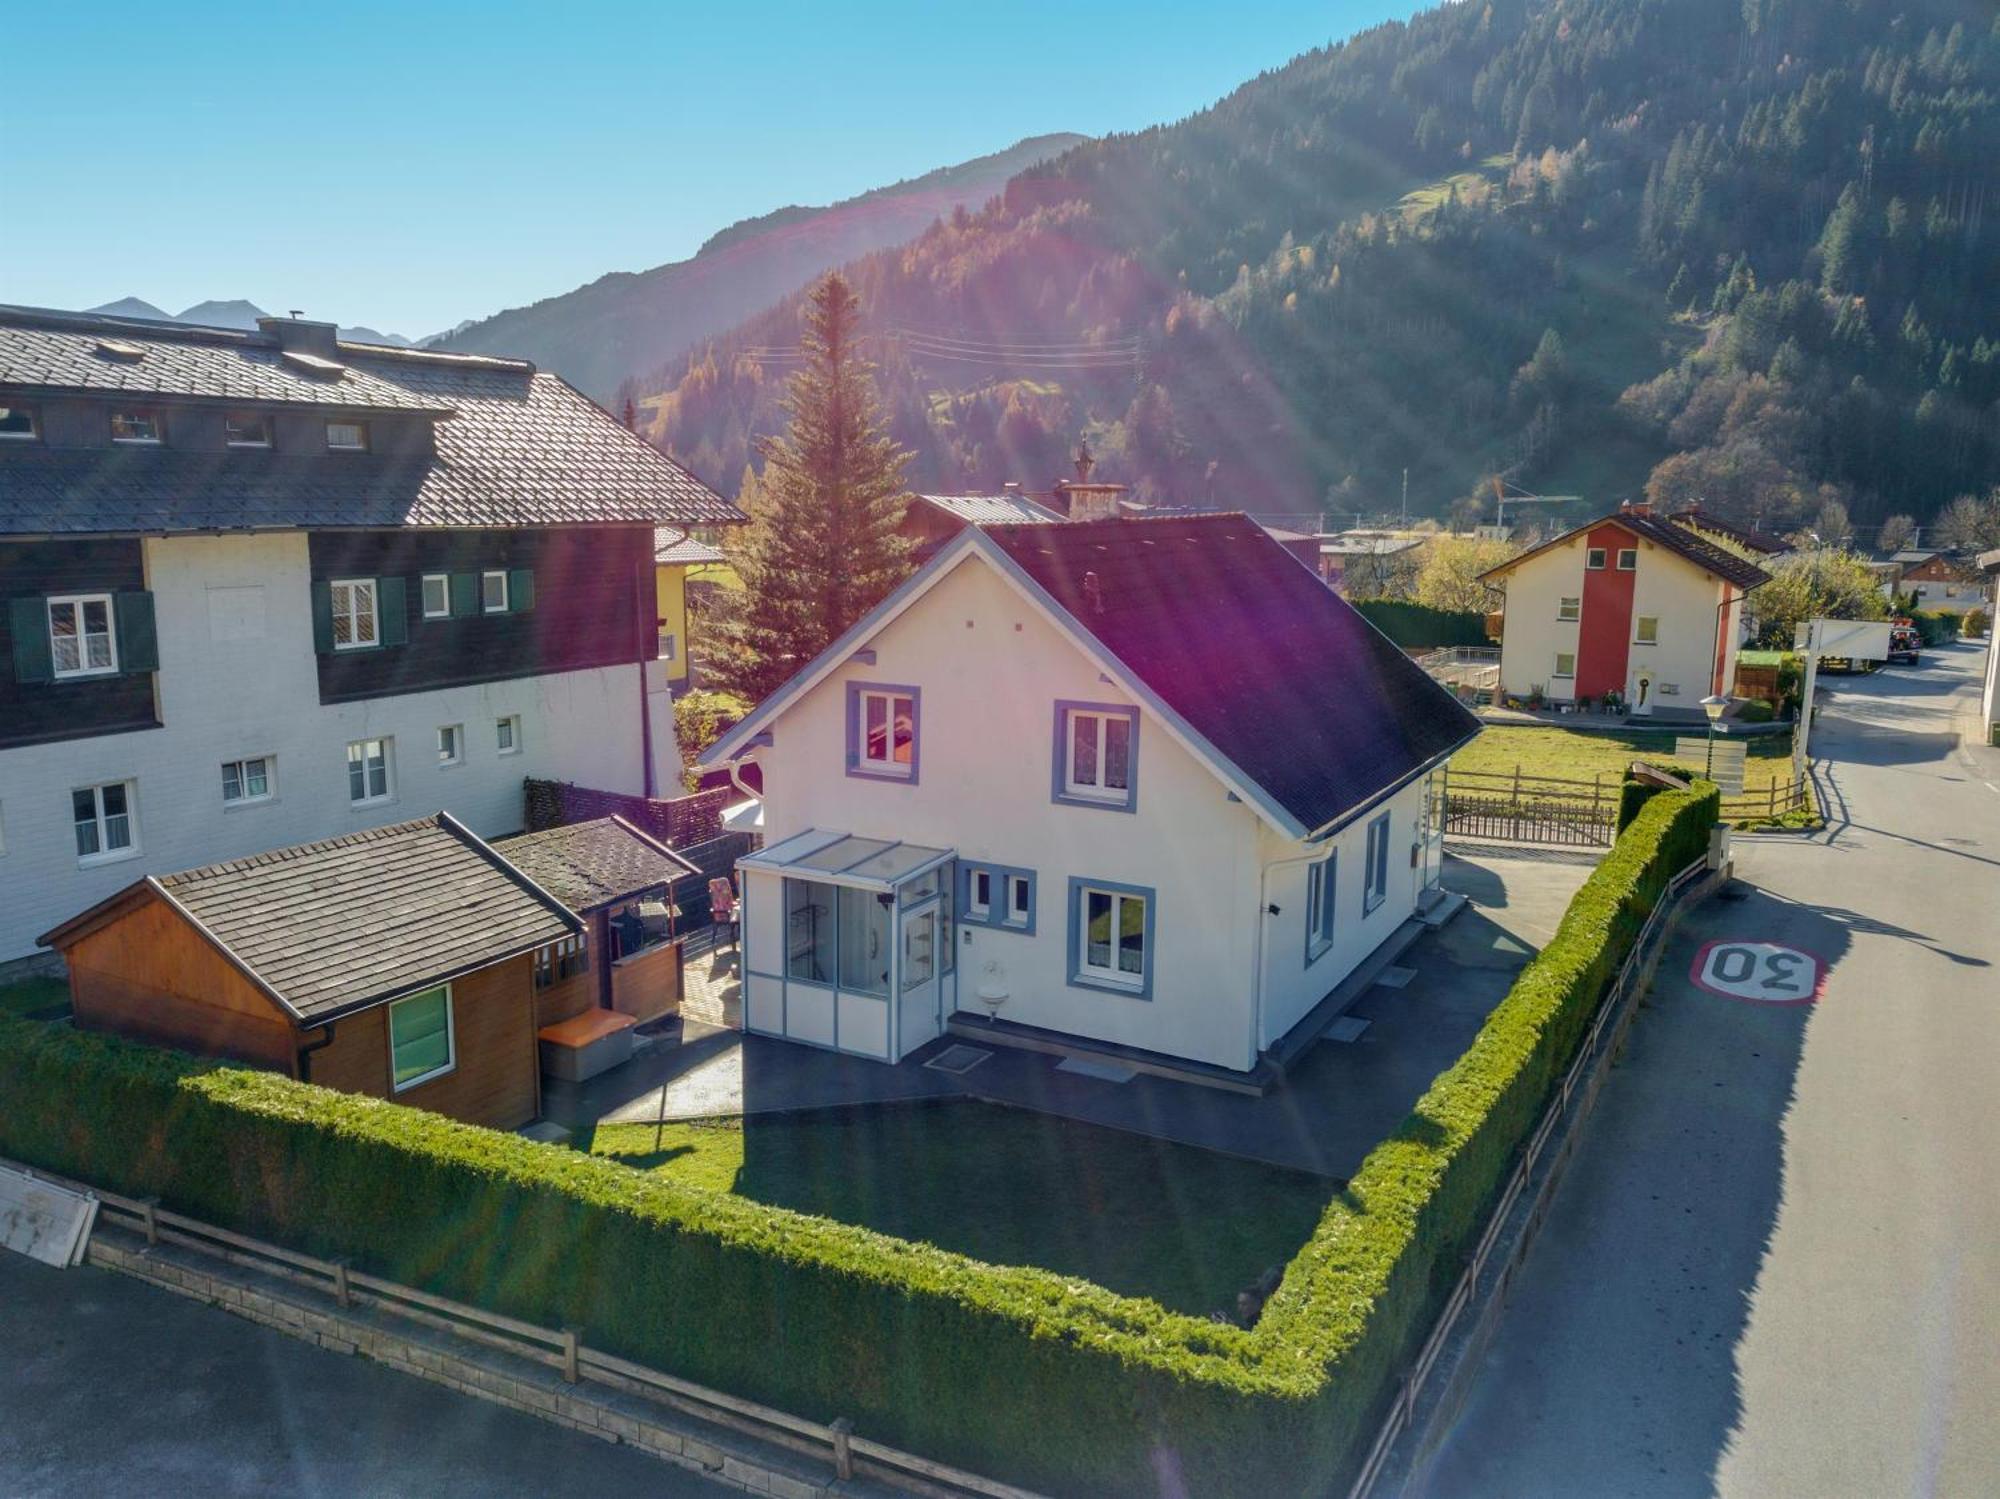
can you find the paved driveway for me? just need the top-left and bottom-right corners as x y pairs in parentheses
(0, 1251), (731, 1499)
(1420, 642), (2000, 1498)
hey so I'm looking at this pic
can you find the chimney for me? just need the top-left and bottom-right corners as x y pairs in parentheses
(256, 314), (341, 358)
(1002, 481), (1020, 493)
(1621, 499), (1654, 517)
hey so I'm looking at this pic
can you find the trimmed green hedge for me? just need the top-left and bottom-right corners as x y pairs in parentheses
(0, 785), (1717, 1496)
(1353, 599), (1490, 649)
(1905, 608), (1962, 647)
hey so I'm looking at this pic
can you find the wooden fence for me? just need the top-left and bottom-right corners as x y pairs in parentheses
(1438, 766), (1811, 848)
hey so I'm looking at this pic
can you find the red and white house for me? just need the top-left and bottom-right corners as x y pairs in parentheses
(1479, 503), (1771, 714)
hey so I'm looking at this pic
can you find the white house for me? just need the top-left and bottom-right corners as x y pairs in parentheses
(698, 513), (1481, 1080)
(1479, 502), (1772, 713)
(0, 305), (739, 964)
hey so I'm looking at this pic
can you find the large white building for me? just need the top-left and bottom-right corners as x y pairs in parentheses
(0, 305), (740, 964)
(699, 514), (1480, 1080)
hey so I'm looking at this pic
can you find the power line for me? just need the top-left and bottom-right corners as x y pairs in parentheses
(891, 325), (1140, 354)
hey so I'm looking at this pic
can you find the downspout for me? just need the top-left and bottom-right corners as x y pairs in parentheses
(296, 1022), (336, 1083)
(727, 754), (762, 806)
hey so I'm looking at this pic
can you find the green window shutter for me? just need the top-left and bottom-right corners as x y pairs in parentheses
(311, 581), (334, 654)
(378, 575), (409, 647)
(508, 567), (535, 613)
(8, 597), (54, 685)
(115, 590), (158, 673)
(450, 572), (480, 618)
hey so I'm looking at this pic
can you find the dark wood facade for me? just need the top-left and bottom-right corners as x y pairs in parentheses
(309, 526), (653, 703)
(0, 538), (159, 749)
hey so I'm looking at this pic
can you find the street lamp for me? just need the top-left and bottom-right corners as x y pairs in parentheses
(1700, 693), (1728, 779)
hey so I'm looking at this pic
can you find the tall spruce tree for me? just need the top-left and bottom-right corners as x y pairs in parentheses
(707, 274), (912, 702)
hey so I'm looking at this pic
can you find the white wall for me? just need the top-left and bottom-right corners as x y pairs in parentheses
(1625, 539), (1725, 708)
(0, 532), (645, 961)
(747, 555), (1266, 1071)
(1255, 775), (1429, 1048)
(1496, 541), (1585, 699)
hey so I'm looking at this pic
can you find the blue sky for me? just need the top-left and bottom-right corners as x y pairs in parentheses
(1, 1), (1408, 337)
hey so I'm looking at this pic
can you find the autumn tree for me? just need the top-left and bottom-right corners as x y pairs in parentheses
(1752, 549), (1890, 647)
(1413, 535), (1518, 612)
(1931, 490), (2000, 553)
(705, 274), (913, 702)
(1875, 513), (1917, 553)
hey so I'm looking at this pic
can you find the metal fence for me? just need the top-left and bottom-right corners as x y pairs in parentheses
(1346, 855), (1715, 1499)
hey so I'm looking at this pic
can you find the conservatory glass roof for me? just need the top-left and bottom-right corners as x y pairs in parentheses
(738, 828), (953, 892)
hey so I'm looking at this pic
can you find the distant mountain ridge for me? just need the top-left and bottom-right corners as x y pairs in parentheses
(83, 296), (419, 347)
(430, 132), (1086, 399)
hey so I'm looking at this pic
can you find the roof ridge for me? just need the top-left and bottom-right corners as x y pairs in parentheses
(157, 814), (444, 886)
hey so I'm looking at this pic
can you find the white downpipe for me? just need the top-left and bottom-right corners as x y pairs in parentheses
(728, 754), (763, 806)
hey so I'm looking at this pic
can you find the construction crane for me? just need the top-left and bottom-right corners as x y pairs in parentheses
(1489, 477), (1581, 531)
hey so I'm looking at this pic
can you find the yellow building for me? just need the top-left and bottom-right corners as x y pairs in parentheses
(652, 530), (734, 688)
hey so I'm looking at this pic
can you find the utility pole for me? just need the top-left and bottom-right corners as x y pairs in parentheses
(1401, 468), (1409, 525)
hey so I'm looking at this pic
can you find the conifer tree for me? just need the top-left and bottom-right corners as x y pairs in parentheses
(705, 274), (913, 702)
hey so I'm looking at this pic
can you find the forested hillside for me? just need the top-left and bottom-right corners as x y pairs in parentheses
(434, 134), (1083, 400)
(644, 0), (1999, 534)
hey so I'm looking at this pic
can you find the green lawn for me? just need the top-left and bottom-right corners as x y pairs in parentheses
(1452, 723), (1796, 792)
(584, 1102), (1334, 1317)
(0, 978), (69, 1019)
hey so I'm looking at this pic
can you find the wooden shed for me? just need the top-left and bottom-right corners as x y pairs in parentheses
(38, 813), (581, 1130)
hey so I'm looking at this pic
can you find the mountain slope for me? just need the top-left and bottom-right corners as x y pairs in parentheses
(646, 0), (1999, 534)
(431, 133), (1085, 400)
(84, 296), (417, 346)
(86, 297), (172, 322)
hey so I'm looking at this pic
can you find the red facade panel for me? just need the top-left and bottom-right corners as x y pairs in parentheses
(1574, 523), (1636, 699)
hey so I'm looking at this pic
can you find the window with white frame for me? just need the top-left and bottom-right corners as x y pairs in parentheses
(1306, 854), (1337, 961)
(437, 724), (463, 766)
(223, 412), (272, 448)
(1635, 615), (1659, 644)
(48, 594), (118, 678)
(1616, 548), (1638, 571)
(496, 714), (522, 755)
(1557, 595), (1581, 622)
(1006, 873), (1033, 928)
(1553, 651), (1576, 678)
(0, 403), (37, 440)
(329, 578), (378, 650)
(657, 629), (678, 662)
(326, 420), (369, 451)
(959, 862), (1036, 932)
(1363, 812), (1392, 913)
(1057, 704), (1137, 807)
(966, 866), (993, 920)
(481, 570), (509, 613)
(1074, 881), (1149, 992)
(73, 781), (135, 862)
(387, 984), (454, 1090)
(347, 737), (392, 805)
(421, 574), (450, 619)
(220, 756), (273, 805)
(852, 686), (916, 777)
(110, 410), (162, 444)
(1585, 547), (1607, 569)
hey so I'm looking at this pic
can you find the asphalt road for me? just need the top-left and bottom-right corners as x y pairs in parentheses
(0, 1251), (733, 1498)
(1422, 641), (2000, 1499)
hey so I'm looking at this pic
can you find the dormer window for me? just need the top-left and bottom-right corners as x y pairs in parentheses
(0, 404), (37, 440)
(110, 410), (162, 444)
(326, 420), (369, 452)
(224, 412), (272, 449)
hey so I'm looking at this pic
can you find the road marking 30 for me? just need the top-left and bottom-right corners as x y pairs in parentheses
(1691, 940), (1824, 1005)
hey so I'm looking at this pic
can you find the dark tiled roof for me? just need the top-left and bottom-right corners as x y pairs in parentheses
(914, 492), (1067, 527)
(1669, 505), (1789, 556)
(1482, 508), (1771, 590)
(984, 514), (1482, 834)
(150, 814), (577, 1022)
(494, 817), (700, 912)
(0, 307), (743, 535)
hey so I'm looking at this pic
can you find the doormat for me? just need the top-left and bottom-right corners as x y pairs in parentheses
(1323, 1017), (1371, 1044)
(1373, 966), (1419, 990)
(924, 1044), (993, 1076)
(1055, 1056), (1137, 1084)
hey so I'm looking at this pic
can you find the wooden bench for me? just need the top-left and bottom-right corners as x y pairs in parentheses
(537, 1008), (640, 1083)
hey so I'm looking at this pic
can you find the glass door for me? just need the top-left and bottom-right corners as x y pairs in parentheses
(895, 903), (940, 1058)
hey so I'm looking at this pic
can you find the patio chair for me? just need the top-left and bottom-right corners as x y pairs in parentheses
(708, 877), (739, 952)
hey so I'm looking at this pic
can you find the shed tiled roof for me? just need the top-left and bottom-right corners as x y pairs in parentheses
(143, 814), (578, 1022)
(654, 530), (730, 565)
(983, 514), (1482, 835)
(494, 817), (701, 912)
(913, 492), (1067, 527)
(0, 306), (743, 535)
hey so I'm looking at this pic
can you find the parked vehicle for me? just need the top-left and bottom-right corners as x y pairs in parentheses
(1888, 621), (1922, 666)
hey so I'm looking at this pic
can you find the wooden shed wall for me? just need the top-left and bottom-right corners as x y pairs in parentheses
(308, 953), (540, 1130)
(61, 894), (298, 1071)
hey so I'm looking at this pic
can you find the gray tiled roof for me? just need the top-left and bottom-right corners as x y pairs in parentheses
(0, 307), (745, 535)
(914, 492), (1067, 526)
(654, 530), (731, 565)
(149, 814), (579, 1022)
(494, 817), (701, 912)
